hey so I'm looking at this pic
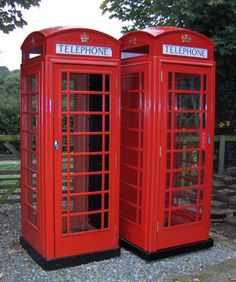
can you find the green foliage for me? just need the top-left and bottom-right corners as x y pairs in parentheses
(101, 0), (236, 127)
(0, 66), (10, 77)
(0, 67), (20, 134)
(0, 0), (41, 33)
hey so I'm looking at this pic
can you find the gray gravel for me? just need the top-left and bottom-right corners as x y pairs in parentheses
(0, 204), (236, 282)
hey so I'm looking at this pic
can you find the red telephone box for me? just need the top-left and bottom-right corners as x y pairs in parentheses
(20, 27), (120, 269)
(119, 27), (215, 259)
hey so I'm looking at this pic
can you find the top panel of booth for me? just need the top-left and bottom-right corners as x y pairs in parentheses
(120, 26), (215, 61)
(21, 26), (120, 62)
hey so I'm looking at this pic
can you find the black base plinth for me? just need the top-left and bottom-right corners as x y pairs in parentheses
(120, 237), (214, 260)
(20, 237), (120, 271)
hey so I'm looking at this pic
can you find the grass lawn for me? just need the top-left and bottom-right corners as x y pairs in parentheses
(0, 161), (20, 170)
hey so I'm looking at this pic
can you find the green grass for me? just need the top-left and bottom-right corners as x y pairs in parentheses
(0, 162), (20, 170)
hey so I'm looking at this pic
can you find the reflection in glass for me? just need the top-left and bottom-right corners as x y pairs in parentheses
(176, 94), (200, 110)
(175, 73), (201, 90)
(175, 113), (200, 129)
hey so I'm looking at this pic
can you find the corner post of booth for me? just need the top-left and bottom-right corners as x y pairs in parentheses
(119, 26), (215, 259)
(20, 27), (120, 269)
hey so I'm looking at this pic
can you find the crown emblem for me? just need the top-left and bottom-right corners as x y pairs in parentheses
(80, 32), (89, 43)
(129, 37), (137, 46)
(181, 34), (192, 44)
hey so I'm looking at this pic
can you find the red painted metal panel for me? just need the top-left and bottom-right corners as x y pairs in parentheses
(21, 27), (120, 262)
(157, 63), (215, 250)
(120, 27), (215, 255)
(53, 63), (120, 257)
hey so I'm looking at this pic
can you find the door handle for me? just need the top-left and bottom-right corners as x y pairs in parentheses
(54, 140), (60, 150)
(207, 134), (211, 145)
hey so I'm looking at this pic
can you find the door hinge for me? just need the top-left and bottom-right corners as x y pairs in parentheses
(161, 71), (163, 82)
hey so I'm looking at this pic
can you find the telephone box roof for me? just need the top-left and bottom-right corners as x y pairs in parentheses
(21, 26), (119, 50)
(120, 26), (215, 60)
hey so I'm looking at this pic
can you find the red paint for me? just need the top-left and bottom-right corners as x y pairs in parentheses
(20, 27), (120, 259)
(120, 27), (215, 252)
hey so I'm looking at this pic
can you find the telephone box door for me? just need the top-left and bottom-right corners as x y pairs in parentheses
(157, 63), (214, 250)
(53, 63), (118, 258)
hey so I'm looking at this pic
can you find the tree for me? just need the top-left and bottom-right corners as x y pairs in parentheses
(101, 0), (236, 127)
(0, 66), (10, 77)
(0, 67), (20, 134)
(0, 0), (41, 33)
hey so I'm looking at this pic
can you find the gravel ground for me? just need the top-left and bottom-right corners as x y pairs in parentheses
(0, 204), (236, 282)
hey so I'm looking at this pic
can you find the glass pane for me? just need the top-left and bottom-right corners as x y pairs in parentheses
(63, 174), (103, 193)
(168, 73), (172, 89)
(70, 73), (102, 91)
(68, 155), (103, 173)
(121, 112), (139, 128)
(64, 194), (102, 213)
(172, 189), (198, 207)
(167, 112), (172, 129)
(105, 115), (110, 131)
(105, 154), (109, 171)
(62, 95), (67, 112)
(62, 115), (67, 132)
(121, 129), (139, 147)
(121, 92), (140, 109)
(70, 214), (102, 233)
(175, 113), (200, 129)
(174, 132), (200, 149)
(64, 135), (103, 153)
(69, 115), (102, 132)
(31, 115), (36, 130)
(176, 94), (200, 110)
(120, 200), (136, 222)
(104, 212), (109, 228)
(105, 75), (110, 92)
(24, 95), (37, 112)
(120, 165), (138, 185)
(175, 73), (201, 90)
(104, 193), (109, 209)
(164, 211), (169, 227)
(105, 174), (109, 190)
(23, 133), (37, 152)
(122, 73), (139, 91)
(62, 217), (68, 234)
(120, 183), (137, 204)
(25, 171), (37, 188)
(27, 74), (37, 92)
(203, 94), (207, 111)
(105, 95), (110, 112)
(105, 135), (109, 151)
(27, 206), (37, 226)
(174, 151), (199, 169)
(168, 93), (172, 110)
(170, 207), (197, 226)
(25, 152), (37, 170)
(121, 148), (138, 167)
(26, 189), (37, 208)
(70, 94), (103, 112)
(173, 170), (198, 188)
(62, 73), (67, 90)
(166, 172), (171, 189)
(203, 75), (207, 91)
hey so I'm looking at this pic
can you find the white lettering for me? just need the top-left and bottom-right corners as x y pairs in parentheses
(56, 43), (112, 57)
(163, 44), (208, 59)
